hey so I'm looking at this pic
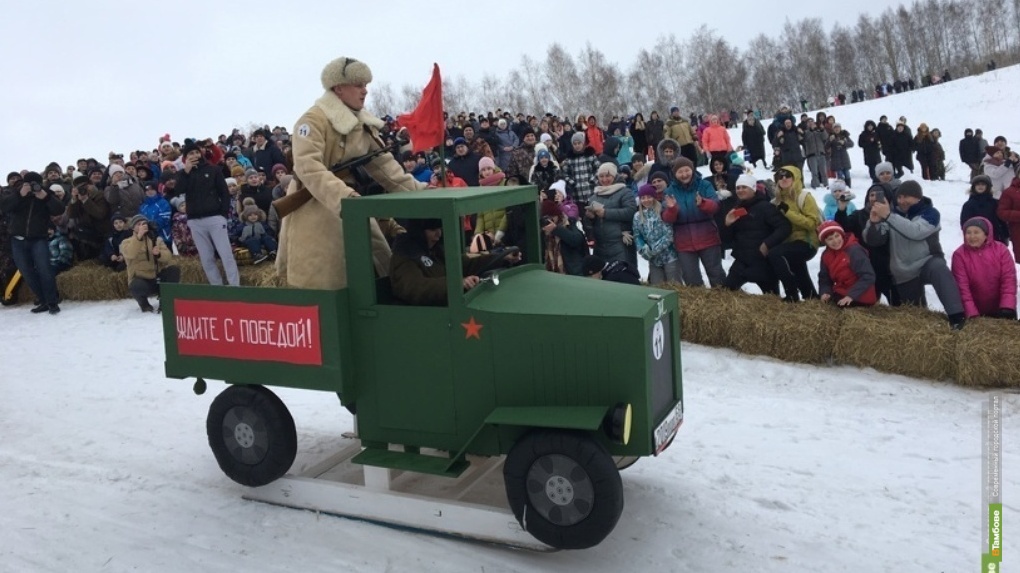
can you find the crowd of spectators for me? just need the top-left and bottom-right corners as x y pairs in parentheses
(2, 106), (1018, 329)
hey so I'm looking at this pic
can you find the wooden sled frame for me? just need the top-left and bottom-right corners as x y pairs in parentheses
(243, 438), (555, 552)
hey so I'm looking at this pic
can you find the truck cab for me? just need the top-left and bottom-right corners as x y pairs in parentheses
(162, 184), (683, 549)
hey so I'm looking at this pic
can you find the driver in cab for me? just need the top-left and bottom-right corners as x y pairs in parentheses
(390, 218), (521, 305)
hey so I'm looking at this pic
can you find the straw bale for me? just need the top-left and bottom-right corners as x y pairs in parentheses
(729, 297), (842, 365)
(833, 304), (957, 381)
(954, 317), (1020, 387)
(671, 284), (736, 348)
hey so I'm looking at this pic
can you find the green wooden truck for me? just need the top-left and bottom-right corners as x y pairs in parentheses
(161, 184), (683, 550)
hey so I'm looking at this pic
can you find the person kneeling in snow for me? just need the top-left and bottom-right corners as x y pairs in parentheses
(816, 221), (877, 307)
(121, 215), (180, 313)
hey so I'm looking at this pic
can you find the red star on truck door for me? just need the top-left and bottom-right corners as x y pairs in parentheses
(461, 317), (483, 340)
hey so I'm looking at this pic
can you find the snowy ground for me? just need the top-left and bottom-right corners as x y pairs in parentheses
(1, 300), (1016, 572)
(3, 67), (1020, 572)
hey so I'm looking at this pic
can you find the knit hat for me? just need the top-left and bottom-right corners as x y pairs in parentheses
(735, 173), (757, 189)
(897, 179), (924, 199)
(986, 145), (1002, 157)
(453, 137), (467, 147)
(111, 214), (127, 223)
(225, 177), (237, 187)
(561, 201), (580, 219)
(478, 156), (496, 171)
(170, 196), (185, 210)
(671, 156), (695, 172)
(271, 163), (287, 174)
(963, 217), (990, 236)
(143, 181), (158, 192)
(637, 184), (657, 198)
(128, 214), (148, 229)
(817, 220), (845, 243)
(875, 161), (894, 175)
(670, 106), (680, 114)
(539, 133), (553, 144)
(571, 132), (586, 145)
(241, 203), (263, 221)
(49, 184), (64, 193)
(320, 57), (372, 90)
(648, 169), (669, 184)
(181, 141), (201, 158)
(161, 160), (175, 171)
(829, 180), (847, 193)
(72, 175), (89, 187)
(244, 168), (259, 178)
(497, 119), (508, 129)
(597, 162), (618, 177)
(519, 126), (535, 139)
(549, 180), (567, 196)
(536, 149), (551, 161)
(108, 164), (125, 176)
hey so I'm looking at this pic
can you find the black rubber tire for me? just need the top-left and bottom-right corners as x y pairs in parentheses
(206, 385), (297, 487)
(504, 430), (623, 549)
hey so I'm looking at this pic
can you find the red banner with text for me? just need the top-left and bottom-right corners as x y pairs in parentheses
(174, 300), (322, 365)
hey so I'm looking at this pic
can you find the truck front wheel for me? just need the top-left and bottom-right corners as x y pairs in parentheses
(503, 430), (623, 550)
(206, 385), (297, 487)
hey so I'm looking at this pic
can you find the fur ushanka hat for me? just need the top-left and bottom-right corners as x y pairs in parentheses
(321, 57), (372, 90)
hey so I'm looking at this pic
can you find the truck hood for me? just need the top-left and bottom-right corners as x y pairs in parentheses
(467, 266), (671, 318)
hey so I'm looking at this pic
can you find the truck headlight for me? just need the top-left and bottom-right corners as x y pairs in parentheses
(604, 402), (632, 445)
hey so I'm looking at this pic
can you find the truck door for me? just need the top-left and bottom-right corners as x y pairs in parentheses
(362, 304), (457, 435)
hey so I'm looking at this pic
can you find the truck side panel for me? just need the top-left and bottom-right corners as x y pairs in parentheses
(162, 284), (352, 396)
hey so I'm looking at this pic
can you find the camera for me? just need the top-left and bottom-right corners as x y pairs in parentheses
(540, 216), (553, 227)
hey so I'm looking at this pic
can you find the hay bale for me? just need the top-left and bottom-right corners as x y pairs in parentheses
(954, 317), (1020, 387)
(833, 305), (957, 381)
(30, 255), (287, 304)
(671, 284), (737, 348)
(728, 296), (842, 365)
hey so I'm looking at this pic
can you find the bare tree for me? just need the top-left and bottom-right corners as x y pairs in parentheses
(369, 82), (397, 115)
(543, 44), (581, 115)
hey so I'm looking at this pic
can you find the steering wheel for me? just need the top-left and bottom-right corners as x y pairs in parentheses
(478, 246), (520, 277)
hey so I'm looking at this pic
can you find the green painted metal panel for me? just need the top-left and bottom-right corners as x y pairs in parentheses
(351, 448), (469, 477)
(484, 406), (608, 430)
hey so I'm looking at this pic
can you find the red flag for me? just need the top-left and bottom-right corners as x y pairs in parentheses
(397, 64), (444, 153)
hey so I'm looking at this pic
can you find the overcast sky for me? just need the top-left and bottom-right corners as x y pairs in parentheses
(2, 0), (904, 173)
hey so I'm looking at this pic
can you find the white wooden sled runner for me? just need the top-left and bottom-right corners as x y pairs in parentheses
(242, 437), (555, 551)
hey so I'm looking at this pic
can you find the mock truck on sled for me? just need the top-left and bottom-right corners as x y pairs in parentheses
(161, 184), (684, 550)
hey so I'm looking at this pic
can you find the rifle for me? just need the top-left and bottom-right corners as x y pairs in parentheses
(273, 131), (406, 219)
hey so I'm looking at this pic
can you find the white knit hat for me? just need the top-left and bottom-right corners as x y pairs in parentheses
(735, 174), (757, 189)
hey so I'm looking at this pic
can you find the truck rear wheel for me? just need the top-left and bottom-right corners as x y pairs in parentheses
(207, 385), (297, 487)
(503, 430), (623, 550)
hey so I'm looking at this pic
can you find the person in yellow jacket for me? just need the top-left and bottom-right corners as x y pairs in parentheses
(276, 56), (424, 289)
(120, 215), (180, 313)
(768, 166), (823, 301)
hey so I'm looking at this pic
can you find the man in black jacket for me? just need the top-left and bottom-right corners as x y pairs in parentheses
(0, 172), (67, 313)
(251, 128), (286, 176)
(176, 141), (239, 286)
(959, 128), (983, 179)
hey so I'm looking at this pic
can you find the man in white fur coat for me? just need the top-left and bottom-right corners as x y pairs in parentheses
(276, 56), (424, 289)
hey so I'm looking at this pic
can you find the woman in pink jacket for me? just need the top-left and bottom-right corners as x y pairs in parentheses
(700, 114), (733, 163)
(951, 217), (1018, 319)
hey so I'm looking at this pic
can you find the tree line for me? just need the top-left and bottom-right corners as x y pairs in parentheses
(371, 0), (1020, 121)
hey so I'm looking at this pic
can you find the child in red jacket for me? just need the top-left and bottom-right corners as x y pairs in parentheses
(817, 220), (878, 306)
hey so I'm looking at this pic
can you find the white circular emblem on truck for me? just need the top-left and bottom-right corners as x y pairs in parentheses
(652, 320), (665, 361)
